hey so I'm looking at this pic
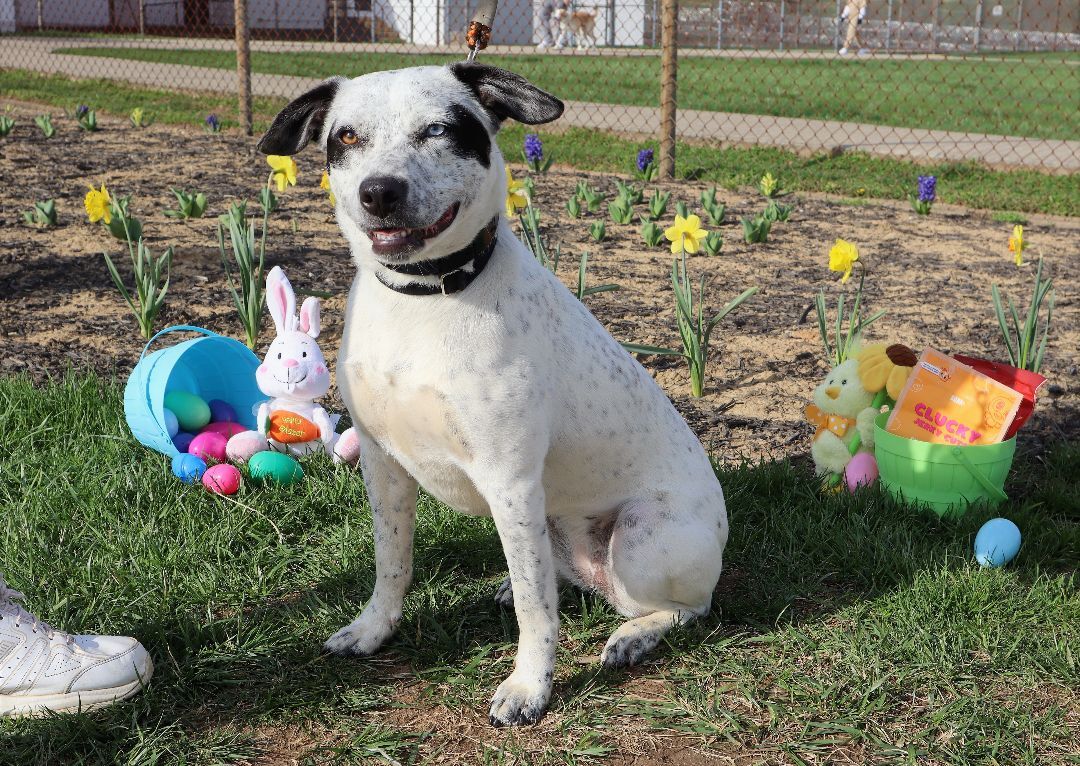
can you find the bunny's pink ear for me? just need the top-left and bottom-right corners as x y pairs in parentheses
(266, 266), (297, 335)
(299, 296), (321, 339)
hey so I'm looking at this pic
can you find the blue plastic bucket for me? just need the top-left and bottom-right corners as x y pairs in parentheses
(124, 325), (264, 457)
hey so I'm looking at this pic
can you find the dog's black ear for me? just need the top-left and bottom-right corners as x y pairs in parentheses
(449, 63), (564, 126)
(257, 77), (344, 155)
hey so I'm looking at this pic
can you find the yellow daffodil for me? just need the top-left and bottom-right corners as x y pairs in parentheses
(664, 214), (708, 255)
(828, 238), (860, 283)
(320, 170), (336, 206)
(84, 183), (111, 224)
(1008, 225), (1024, 266)
(267, 155), (298, 192)
(505, 169), (528, 217)
(760, 172), (778, 197)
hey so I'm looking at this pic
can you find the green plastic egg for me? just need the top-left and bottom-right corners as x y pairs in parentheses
(163, 390), (211, 432)
(248, 451), (304, 485)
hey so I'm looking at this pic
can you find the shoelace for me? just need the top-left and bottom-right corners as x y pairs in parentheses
(0, 579), (72, 644)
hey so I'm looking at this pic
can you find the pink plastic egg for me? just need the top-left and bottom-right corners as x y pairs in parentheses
(200, 422), (248, 439)
(202, 463), (241, 495)
(845, 452), (879, 492)
(226, 430), (268, 463)
(188, 431), (228, 463)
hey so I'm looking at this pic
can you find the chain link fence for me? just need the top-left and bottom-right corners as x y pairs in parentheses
(1, 0), (1077, 171)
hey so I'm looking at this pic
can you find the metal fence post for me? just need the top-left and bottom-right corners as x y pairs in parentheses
(1013, 0), (1024, 51)
(659, 0), (677, 180)
(235, 0), (253, 136)
(833, 0), (842, 51)
(332, 0), (339, 42)
(778, 0), (785, 51)
(716, 0), (723, 49)
(885, 0), (893, 51)
(973, 0), (983, 51)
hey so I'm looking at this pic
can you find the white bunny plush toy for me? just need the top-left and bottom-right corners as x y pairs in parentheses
(226, 266), (360, 465)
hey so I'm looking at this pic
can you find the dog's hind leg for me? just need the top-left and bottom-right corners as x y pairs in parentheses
(600, 490), (727, 668)
(601, 609), (698, 668)
(325, 436), (419, 656)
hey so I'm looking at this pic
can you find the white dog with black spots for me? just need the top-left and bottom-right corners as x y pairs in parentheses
(258, 63), (729, 727)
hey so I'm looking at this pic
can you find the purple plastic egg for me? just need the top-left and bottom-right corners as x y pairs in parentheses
(188, 431), (228, 463)
(203, 463), (242, 495)
(845, 452), (879, 492)
(208, 399), (239, 423)
(173, 432), (196, 453)
(200, 421), (248, 439)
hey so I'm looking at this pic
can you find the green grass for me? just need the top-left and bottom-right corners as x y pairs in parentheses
(53, 46), (1080, 140)
(0, 374), (1077, 764)
(1, 68), (1077, 216)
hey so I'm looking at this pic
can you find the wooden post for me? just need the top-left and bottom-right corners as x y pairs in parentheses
(659, 0), (677, 180)
(235, 0), (253, 135)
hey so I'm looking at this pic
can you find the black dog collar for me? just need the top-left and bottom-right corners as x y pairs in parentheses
(375, 217), (499, 296)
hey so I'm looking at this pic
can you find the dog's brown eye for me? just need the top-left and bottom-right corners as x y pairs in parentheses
(340, 129), (359, 145)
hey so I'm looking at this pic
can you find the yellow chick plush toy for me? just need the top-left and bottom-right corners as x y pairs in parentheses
(805, 356), (880, 475)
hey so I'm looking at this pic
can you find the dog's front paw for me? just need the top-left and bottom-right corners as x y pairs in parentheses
(493, 576), (514, 609)
(488, 670), (550, 727)
(323, 611), (396, 657)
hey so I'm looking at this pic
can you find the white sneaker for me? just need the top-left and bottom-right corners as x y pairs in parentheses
(857, 48), (871, 56)
(0, 575), (153, 718)
(838, 47), (849, 55)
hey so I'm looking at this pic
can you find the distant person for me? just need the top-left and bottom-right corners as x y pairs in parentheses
(0, 572), (152, 717)
(839, 0), (870, 56)
(537, 0), (557, 49)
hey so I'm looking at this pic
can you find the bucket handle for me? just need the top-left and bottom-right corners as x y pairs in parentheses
(951, 446), (1009, 504)
(138, 325), (225, 363)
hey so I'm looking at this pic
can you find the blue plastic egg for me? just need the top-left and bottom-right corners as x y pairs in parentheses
(208, 399), (239, 423)
(163, 408), (179, 438)
(974, 518), (1022, 568)
(171, 453), (207, 484)
(173, 432), (196, 453)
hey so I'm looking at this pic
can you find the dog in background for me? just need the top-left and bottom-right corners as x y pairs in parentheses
(554, 6), (599, 50)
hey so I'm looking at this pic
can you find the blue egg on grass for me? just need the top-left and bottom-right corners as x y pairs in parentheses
(171, 453), (207, 484)
(974, 518), (1022, 568)
(173, 432), (196, 453)
(163, 408), (179, 438)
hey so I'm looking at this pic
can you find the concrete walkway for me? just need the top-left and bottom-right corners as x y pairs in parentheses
(2, 36), (1076, 172)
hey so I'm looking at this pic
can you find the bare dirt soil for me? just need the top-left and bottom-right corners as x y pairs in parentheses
(3, 106), (1077, 464)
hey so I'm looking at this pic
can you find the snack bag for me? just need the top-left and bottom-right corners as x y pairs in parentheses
(887, 348), (1024, 446)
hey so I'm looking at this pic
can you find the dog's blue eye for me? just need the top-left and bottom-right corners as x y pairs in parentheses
(425, 123), (447, 137)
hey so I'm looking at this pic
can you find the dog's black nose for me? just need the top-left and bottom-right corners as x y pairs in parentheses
(359, 176), (407, 218)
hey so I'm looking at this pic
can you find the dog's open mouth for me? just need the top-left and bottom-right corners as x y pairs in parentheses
(366, 203), (459, 257)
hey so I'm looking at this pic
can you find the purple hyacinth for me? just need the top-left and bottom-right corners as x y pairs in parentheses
(524, 133), (543, 164)
(205, 113), (220, 130)
(917, 175), (936, 203)
(75, 104), (89, 118)
(637, 148), (654, 172)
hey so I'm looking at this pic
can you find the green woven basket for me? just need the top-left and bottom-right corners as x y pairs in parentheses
(873, 412), (1016, 518)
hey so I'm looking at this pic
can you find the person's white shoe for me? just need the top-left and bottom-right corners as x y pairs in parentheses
(838, 47), (849, 55)
(536, 41), (549, 50)
(0, 575), (153, 718)
(857, 47), (871, 56)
